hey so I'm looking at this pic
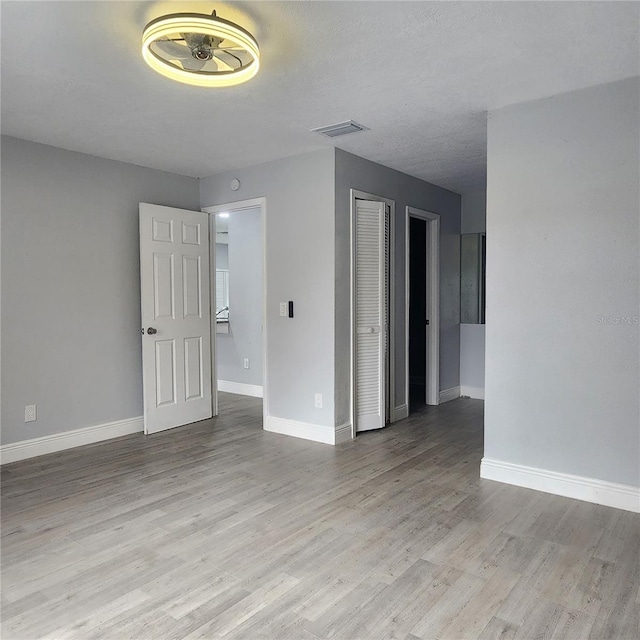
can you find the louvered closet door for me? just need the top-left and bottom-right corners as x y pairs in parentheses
(355, 199), (387, 432)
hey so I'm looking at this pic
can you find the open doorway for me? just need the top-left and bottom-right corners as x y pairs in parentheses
(406, 207), (440, 412)
(203, 199), (267, 423)
(409, 217), (428, 409)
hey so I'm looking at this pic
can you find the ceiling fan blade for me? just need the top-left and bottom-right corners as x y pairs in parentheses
(212, 51), (243, 71)
(214, 43), (246, 51)
(180, 57), (208, 71)
(216, 39), (244, 51)
(230, 50), (253, 66)
(155, 39), (192, 60)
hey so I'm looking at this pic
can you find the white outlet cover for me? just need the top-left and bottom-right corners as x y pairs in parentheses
(279, 302), (287, 317)
(24, 404), (37, 422)
(314, 393), (323, 408)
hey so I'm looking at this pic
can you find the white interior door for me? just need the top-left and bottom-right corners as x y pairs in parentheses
(355, 199), (388, 432)
(139, 203), (212, 434)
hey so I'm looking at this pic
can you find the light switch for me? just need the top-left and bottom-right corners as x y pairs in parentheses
(279, 302), (287, 317)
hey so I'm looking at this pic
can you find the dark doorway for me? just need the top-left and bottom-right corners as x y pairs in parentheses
(409, 217), (427, 411)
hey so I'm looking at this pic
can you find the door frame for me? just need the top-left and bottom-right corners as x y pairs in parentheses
(350, 189), (396, 438)
(406, 206), (440, 406)
(202, 197), (268, 425)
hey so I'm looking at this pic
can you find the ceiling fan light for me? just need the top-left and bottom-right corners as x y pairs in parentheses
(142, 12), (259, 88)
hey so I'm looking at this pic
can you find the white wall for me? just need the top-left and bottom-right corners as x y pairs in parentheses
(216, 208), (263, 387)
(216, 243), (229, 269)
(485, 78), (639, 488)
(334, 150), (461, 424)
(200, 149), (336, 429)
(1, 136), (200, 445)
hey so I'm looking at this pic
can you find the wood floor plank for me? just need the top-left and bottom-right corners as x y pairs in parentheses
(477, 616), (519, 640)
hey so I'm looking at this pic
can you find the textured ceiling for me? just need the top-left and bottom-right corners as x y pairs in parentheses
(1, 1), (638, 193)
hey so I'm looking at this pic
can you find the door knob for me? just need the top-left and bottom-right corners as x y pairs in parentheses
(147, 327), (158, 335)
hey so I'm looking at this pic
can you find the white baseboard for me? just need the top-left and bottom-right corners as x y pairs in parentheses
(392, 404), (409, 422)
(481, 458), (640, 513)
(460, 385), (485, 400)
(0, 416), (143, 465)
(439, 386), (460, 403)
(218, 380), (263, 398)
(335, 422), (353, 444)
(264, 416), (352, 446)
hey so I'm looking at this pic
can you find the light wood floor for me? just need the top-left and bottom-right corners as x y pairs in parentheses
(2, 394), (638, 639)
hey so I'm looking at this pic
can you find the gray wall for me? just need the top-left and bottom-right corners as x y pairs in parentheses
(216, 208), (263, 387)
(485, 78), (640, 487)
(1, 136), (200, 445)
(334, 150), (461, 425)
(200, 149), (336, 427)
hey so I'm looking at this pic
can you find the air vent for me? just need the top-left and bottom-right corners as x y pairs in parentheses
(311, 120), (370, 138)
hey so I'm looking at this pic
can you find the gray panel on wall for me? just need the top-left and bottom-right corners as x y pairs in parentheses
(485, 78), (639, 487)
(460, 233), (483, 324)
(461, 187), (487, 235)
(460, 187), (487, 395)
(1, 136), (200, 445)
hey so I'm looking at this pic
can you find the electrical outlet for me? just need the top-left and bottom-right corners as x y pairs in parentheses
(243, 358), (250, 369)
(314, 393), (323, 409)
(24, 404), (37, 423)
(279, 302), (287, 317)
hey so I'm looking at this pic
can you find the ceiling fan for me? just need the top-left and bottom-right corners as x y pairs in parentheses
(153, 26), (252, 72)
(142, 9), (260, 87)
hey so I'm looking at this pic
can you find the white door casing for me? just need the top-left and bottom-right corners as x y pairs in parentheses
(203, 197), (268, 424)
(140, 203), (212, 434)
(354, 199), (388, 432)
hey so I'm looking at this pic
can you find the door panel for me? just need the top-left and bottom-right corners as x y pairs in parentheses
(140, 203), (212, 434)
(155, 339), (176, 406)
(182, 255), (202, 318)
(153, 253), (175, 319)
(184, 336), (203, 401)
(354, 199), (388, 432)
